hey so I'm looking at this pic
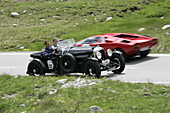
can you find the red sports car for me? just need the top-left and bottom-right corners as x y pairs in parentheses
(76, 33), (158, 60)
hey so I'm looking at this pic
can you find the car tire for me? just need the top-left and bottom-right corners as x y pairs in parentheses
(27, 60), (45, 76)
(111, 54), (125, 74)
(84, 60), (101, 78)
(140, 51), (149, 57)
(59, 53), (76, 73)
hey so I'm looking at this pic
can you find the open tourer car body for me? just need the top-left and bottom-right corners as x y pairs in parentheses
(27, 38), (125, 78)
(76, 33), (158, 60)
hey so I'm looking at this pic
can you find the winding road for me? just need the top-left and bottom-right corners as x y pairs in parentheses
(0, 52), (170, 85)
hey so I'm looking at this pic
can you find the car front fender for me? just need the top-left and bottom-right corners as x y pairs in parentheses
(87, 57), (98, 61)
(112, 50), (122, 55)
(81, 57), (98, 73)
(111, 50), (123, 59)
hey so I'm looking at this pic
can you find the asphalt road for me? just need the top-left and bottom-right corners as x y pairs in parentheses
(0, 52), (170, 85)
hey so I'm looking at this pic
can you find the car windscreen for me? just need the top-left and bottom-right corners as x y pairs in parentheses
(58, 38), (75, 49)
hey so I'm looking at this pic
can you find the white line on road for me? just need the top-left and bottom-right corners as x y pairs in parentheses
(0, 52), (37, 55)
(0, 67), (17, 69)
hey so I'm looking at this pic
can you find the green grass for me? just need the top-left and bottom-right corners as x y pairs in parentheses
(0, 0), (170, 53)
(0, 75), (170, 113)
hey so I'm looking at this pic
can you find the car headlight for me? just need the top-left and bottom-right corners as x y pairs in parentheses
(96, 51), (102, 59)
(107, 49), (113, 57)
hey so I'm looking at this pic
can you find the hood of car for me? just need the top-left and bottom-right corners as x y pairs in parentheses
(63, 46), (93, 55)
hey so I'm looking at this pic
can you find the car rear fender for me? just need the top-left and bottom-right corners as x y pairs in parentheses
(31, 59), (48, 72)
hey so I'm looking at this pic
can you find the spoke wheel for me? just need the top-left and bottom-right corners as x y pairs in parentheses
(27, 61), (44, 76)
(59, 53), (76, 73)
(84, 60), (101, 78)
(111, 54), (125, 74)
(111, 58), (121, 70)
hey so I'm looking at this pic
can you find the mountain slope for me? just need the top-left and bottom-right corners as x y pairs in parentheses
(0, 0), (170, 53)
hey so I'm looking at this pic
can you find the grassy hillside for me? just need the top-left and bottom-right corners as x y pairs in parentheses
(0, 0), (170, 53)
(0, 75), (170, 113)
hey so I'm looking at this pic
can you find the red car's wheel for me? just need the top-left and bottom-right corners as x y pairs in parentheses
(140, 51), (150, 57)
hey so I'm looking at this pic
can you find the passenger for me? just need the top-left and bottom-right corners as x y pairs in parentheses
(43, 40), (55, 56)
(51, 37), (59, 52)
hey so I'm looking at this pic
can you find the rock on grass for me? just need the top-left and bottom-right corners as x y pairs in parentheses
(11, 12), (19, 17)
(162, 25), (170, 29)
(56, 79), (68, 85)
(88, 106), (102, 113)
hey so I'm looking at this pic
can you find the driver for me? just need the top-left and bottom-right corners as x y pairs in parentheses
(51, 37), (59, 52)
(43, 40), (55, 56)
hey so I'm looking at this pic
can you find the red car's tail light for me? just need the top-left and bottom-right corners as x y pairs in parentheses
(151, 39), (158, 45)
(134, 44), (140, 49)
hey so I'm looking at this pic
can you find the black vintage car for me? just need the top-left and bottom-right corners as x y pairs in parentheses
(27, 38), (125, 78)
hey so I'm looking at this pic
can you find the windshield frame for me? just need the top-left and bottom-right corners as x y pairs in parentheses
(58, 38), (75, 50)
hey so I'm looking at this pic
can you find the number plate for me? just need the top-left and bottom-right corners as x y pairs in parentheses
(140, 46), (149, 51)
